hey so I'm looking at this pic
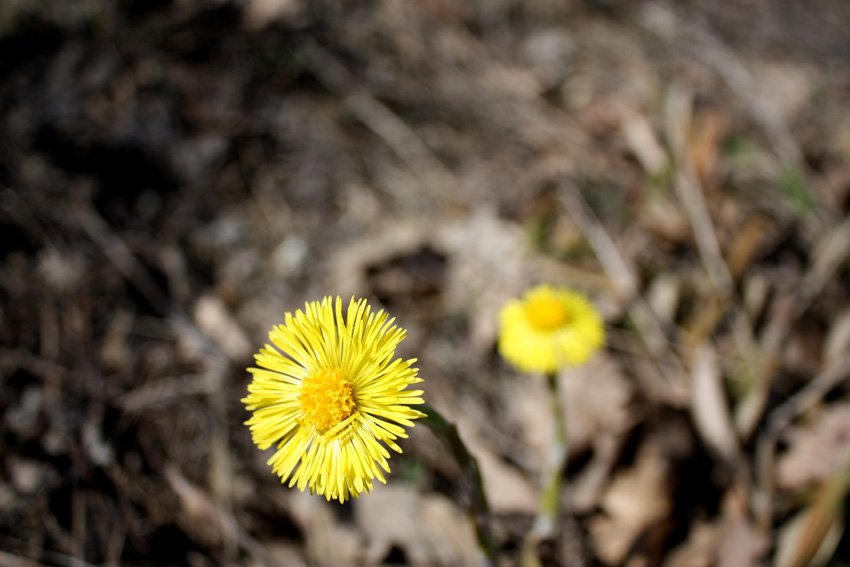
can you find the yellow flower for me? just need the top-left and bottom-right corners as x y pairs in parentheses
(498, 284), (605, 374)
(242, 296), (425, 502)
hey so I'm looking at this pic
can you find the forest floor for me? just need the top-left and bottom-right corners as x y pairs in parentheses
(2, 0), (850, 566)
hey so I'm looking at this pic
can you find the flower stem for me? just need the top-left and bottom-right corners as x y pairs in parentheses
(523, 372), (569, 566)
(420, 403), (495, 566)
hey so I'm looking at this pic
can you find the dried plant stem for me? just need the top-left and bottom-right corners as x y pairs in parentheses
(420, 403), (495, 566)
(522, 372), (569, 567)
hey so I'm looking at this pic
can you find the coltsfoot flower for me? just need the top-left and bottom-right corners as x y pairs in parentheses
(242, 296), (424, 502)
(498, 284), (605, 374)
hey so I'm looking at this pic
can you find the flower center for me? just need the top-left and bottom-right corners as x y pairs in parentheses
(525, 294), (569, 330)
(298, 369), (356, 433)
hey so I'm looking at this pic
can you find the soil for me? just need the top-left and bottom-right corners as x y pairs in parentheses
(2, 1), (850, 566)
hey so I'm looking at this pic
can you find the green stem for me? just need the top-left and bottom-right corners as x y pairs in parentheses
(420, 403), (495, 565)
(533, 372), (569, 538)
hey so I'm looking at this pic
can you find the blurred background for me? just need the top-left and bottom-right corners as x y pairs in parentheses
(2, 0), (850, 565)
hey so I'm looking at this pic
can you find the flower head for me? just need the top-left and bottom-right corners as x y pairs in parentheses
(498, 284), (605, 374)
(242, 296), (424, 502)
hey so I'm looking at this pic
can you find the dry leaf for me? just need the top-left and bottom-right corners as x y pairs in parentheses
(774, 463), (849, 567)
(638, 196), (691, 245)
(355, 484), (479, 566)
(716, 516), (766, 567)
(726, 215), (769, 279)
(777, 401), (850, 490)
(435, 208), (527, 356)
(166, 466), (229, 546)
(285, 490), (363, 566)
(561, 354), (634, 454)
(455, 409), (538, 514)
(662, 521), (716, 567)
(622, 112), (668, 176)
(508, 370), (553, 468)
(589, 442), (671, 565)
(751, 62), (813, 123)
(646, 274), (681, 326)
(716, 488), (768, 567)
(664, 486), (766, 567)
(689, 109), (726, 187)
(570, 433), (623, 514)
(264, 542), (305, 566)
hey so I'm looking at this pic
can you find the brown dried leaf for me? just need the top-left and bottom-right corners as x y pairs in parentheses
(662, 521), (716, 567)
(589, 442), (671, 565)
(570, 433), (623, 514)
(165, 466), (227, 546)
(774, 465), (849, 567)
(726, 215), (769, 279)
(646, 274), (681, 326)
(638, 196), (691, 245)
(716, 490), (768, 567)
(666, 485), (765, 567)
(622, 112), (668, 176)
(355, 485), (479, 566)
(285, 490), (363, 566)
(777, 401), (850, 490)
(435, 208), (528, 356)
(750, 62), (813, 123)
(455, 409), (538, 514)
(689, 109), (726, 187)
(561, 354), (634, 454)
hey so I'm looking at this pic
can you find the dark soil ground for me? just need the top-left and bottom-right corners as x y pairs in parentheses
(2, 1), (850, 566)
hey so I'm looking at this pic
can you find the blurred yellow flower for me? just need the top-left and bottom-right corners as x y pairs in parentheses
(498, 284), (605, 374)
(242, 296), (425, 502)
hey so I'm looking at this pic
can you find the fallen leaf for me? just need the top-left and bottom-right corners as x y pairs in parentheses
(622, 112), (668, 176)
(285, 490), (364, 566)
(355, 484), (479, 566)
(589, 441), (671, 565)
(774, 462), (849, 567)
(716, 489), (768, 567)
(455, 407), (538, 514)
(560, 354), (634, 454)
(435, 207), (528, 356)
(777, 401), (850, 490)
(662, 521), (715, 567)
